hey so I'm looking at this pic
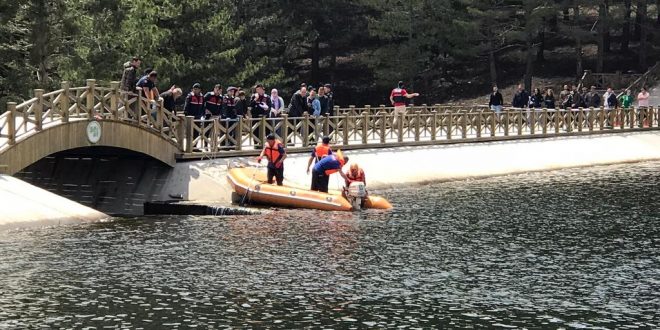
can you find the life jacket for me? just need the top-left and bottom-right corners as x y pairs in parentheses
(314, 143), (332, 161)
(225, 95), (237, 107)
(188, 93), (204, 106)
(205, 93), (224, 116)
(347, 168), (365, 183)
(264, 140), (284, 168)
(324, 150), (346, 175)
(391, 88), (407, 105)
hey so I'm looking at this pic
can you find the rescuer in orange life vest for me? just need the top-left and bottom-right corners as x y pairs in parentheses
(306, 136), (333, 174)
(311, 150), (349, 193)
(256, 134), (287, 186)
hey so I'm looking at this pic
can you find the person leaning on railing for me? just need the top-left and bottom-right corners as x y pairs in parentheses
(488, 86), (503, 113)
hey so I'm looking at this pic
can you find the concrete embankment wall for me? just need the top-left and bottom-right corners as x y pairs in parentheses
(13, 131), (660, 215)
(171, 131), (660, 204)
(0, 175), (107, 229)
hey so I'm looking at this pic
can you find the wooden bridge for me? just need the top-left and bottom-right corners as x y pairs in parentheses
(1, 79), (659, 175)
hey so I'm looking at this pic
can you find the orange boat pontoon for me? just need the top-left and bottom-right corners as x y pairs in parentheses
(226, 165), (392, 211)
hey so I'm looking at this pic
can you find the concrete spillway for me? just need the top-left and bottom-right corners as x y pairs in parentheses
(0, 174), (107, 229)
(11, 130), (660, 216)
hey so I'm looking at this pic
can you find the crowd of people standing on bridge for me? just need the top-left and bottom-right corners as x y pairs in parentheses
(488, 83), (652, 113)
(119, 57), (335, 122)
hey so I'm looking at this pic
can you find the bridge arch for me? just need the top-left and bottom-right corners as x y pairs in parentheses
(0, 120), (178, 175)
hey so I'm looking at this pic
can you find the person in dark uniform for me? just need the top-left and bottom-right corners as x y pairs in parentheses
(256, 134), (287, 186)
(249, 84), (272, 147)
(223, 87), (238, 148)
(184, 83), (204, 119)
(204, 84), (224, 118)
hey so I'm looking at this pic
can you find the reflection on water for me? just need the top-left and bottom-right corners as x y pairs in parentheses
(1, 162), (659, 328)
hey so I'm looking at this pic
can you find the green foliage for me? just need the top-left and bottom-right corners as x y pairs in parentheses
(0, 0), (658, 112)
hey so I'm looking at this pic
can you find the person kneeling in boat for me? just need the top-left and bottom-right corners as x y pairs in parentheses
(256, 134), (287, 186)
(306, 136), (333, 175)
(345, 163), (366, 187)
(311, 151), (349, 193)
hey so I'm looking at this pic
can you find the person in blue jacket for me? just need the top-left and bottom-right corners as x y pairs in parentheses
(311, 151), (350, 193)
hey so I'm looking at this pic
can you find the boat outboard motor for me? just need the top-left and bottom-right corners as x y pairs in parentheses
(347, 182), (367, 210)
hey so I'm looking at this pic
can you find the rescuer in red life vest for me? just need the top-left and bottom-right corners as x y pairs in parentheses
(390, 81), (420, 128)
(256, 134), (287, 185)
(306, 136), (333, 174)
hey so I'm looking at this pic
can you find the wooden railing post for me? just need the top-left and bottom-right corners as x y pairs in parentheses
(7, 102), (16, 145)
(176, 114), (185, 151)
(566, 109), (573, 133)
(542, 109), (548, 135)
(460, 112), (467, 139)
(61, 81), (70, 123)
(211, 118), (219, 152)
(503, 109), (510, 136)
(397, 112), (404, 143)
(529, 110), (535, 135)
(577, 108), (584, 132)
(33, 89), (44, 131)
(322, 114), (330, 136)
(587, 108), (594, 132)
(157, 99), (164, 132)
(598, 107), (605, 130)
(475, 111), (482, 138)
(260, 116), (267, 148)
(431, 111), (438, 141)
(135, 87), (144, 124)
(516, 109), (522, 135)
(236, 116), (244, 151)
(86, 79), (96, 118)
(362, 111), (369, 144)
(333, 105), (339, 116)
(302, 113), (310, 148)
(342, 113), (350, 146)
(554, 109), (560, 134)
(185, 116), (194, 152)
(447, 113), (452, 140)
(649, 107), (655, 128)
(627, 108), (634, 129)
(490, 111), (496, 137)
(380, 111), (387, 143)
(349, 105), (356, 116)
(413, 111), (421, 142)
(110, 81), (120, 120)
(281, 114), (289, 146)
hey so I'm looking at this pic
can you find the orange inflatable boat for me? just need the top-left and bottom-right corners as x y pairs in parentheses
(226, 164), (392, 211)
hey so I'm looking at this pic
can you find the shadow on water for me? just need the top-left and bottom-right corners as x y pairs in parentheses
(0, 161), (659, 328)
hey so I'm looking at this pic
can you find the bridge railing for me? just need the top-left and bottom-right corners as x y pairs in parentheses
(0, 79), (181, 150)
(179, 106), (658, 158)
(1, 80), (658, 160)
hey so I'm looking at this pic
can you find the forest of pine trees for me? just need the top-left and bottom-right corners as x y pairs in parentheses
(0, 0), (659, 110)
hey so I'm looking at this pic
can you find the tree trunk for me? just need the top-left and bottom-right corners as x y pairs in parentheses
(489, 43), (498, 87)
(30, 0), (50, 87)
(634, 0), (643, 40)
(597, 2), (606, 72)
(311, 37), (320, 85)
(603, 0), (611, 53)
(537, 27), (545, 62)
(524, 34), (534, 93)
(622, 0), (632, 52)
(329, 50), (336, 85)
(639, 0), (648, 70)
(575, 5), (583, 80)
